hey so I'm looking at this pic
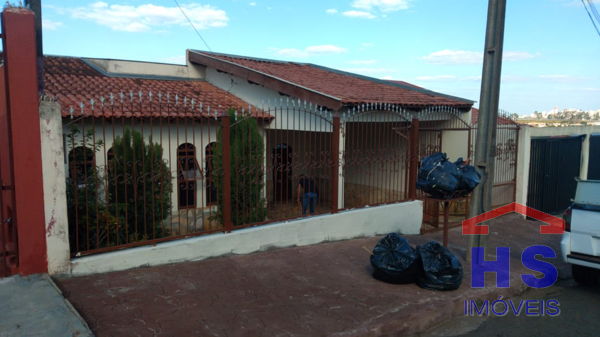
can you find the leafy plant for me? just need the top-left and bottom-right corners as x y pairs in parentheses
(65, 127), (110, 254)
(213, 109), (266, 226)
(106, 128), (172, 241)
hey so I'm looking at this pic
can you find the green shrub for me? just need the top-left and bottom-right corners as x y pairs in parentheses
(107, 128), (172, 241)
(213, 109), (266, 226)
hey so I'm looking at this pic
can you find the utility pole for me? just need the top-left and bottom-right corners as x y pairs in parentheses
(468, 0), (507, 264)
(24, 0), (44, 93)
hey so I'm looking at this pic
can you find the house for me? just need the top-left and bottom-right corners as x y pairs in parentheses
(42, 49), (476, 266)
(4, 7), (516, 277)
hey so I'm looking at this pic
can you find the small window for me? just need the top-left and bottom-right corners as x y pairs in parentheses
(177, 143), (201, 209)
(68, 146), (95, 187)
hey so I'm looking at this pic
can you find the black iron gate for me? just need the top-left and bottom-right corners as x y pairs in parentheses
(0, 67), (18, 277)
(527, 135), (584, 214)
(588, 134), (600, 180)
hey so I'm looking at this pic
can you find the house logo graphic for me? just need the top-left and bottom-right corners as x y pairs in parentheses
(462, 202), (565, 290)
(462, 202), (565, 235)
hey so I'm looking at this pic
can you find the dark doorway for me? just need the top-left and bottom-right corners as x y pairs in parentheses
(205, 142), (217, 206)
(527, 136), (583, 214)
(272, 144), (292, 202)
(588, 134), (600, 180)
(177, 143), (200, 209)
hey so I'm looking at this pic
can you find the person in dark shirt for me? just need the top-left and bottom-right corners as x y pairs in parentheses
(297, 174), (318, 215)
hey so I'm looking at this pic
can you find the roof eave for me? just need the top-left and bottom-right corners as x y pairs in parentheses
(188, 50), (344, 111)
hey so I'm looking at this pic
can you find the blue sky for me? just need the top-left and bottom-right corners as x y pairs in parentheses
(41, 0), (600, 114)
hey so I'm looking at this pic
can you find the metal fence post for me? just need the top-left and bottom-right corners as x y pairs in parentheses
(221, 114), (233, 231)
(331, 114), (341, 213)
(1, 8), (47, 275)
(408, 118), (420, 200)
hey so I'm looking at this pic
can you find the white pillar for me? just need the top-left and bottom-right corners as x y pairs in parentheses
(40, 100), (71, 275)
(580, 133), (590, 180)
(515, 125), (531, 207)
(338, 120), (345, 209)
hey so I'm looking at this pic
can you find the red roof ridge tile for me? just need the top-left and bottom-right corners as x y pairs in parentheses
(190, 50), (474, 110)
(43, 55), (267, 120)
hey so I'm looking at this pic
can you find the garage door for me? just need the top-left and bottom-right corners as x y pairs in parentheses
(527, 135), (584, 214)
(588, 134), (600, 180)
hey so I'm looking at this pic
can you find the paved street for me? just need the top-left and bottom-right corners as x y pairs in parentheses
(423, 271), (600, 337)
(56, 213), (563, 337)
(455, 279), (600, 337)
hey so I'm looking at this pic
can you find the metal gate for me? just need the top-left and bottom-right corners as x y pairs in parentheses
(0, 66), (18, 277)
(470, 112), (520, 207)
(588, 134), (600, 180)
(491, 119), (520, 207)
(527, 135), (584, 214)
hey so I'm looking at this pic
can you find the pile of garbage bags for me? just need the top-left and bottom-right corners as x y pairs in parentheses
(416, 152), (480, 199)
(370, 233), (463, 290)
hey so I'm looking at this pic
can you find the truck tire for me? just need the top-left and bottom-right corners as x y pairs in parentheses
(572, 264), (597, 285)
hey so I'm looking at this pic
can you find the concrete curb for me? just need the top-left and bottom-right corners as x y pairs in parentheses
(45, 274), (94, 336)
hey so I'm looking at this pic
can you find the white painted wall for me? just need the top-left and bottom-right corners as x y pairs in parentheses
(515, 125), (600, 206)
(84, 57), (205, 79)
(41, 101), (71, 275)
(441, 130), (469, 161)
(68, 200), (423, 276)
(206, 67), (334, 132)
(205, 67), (282, 108)
(63, 120), (219, 213)
(343, 121), (408, 194)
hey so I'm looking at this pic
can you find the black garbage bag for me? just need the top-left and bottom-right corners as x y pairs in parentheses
(416, 241), (463, 290)
(417, 152), (480, 199)
(455, 158), (481, 191)
(370, 233), (421, 284)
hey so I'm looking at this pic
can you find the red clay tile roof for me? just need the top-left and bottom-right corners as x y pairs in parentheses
(471, 108), (518, 125)
(43, 56), (267, 119)
(190, 51), (473, 110)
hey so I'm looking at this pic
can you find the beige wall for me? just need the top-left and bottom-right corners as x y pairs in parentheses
(516, 125), (600, 206)
(64, 120), (219, 213)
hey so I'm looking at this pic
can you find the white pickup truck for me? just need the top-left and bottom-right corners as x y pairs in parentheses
(561, 179), (600, 285)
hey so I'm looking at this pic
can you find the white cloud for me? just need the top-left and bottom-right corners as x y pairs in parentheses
(325, 8), (338, 14)
(42, 19), (63, 30)
(306, 45), (347, 53)
(422, 49), (539, 64)
(504, 51), (537, 61)
(342, 10), (376, 19)
(538, 74), (583, 82)
(249, 2), (257, 6)
(539, 74), (570, 79)
(348, 59), (378, 65)
(415, 75), (457, 81)
(274, 45), (347, 58)
(351, 0), (410, 12)
(71, 1), (228, 32)
(422, 50), (482, 64)
(344, 67), (394, 75)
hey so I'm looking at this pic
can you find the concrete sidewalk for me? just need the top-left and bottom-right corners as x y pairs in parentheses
(0, 274), (93, 337)
(55, 213), (565, 337)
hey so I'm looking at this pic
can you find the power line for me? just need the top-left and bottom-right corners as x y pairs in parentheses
(586, 0), (600, 24)
(173, 0), (212, 51)
(581, 0), (600, 38)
